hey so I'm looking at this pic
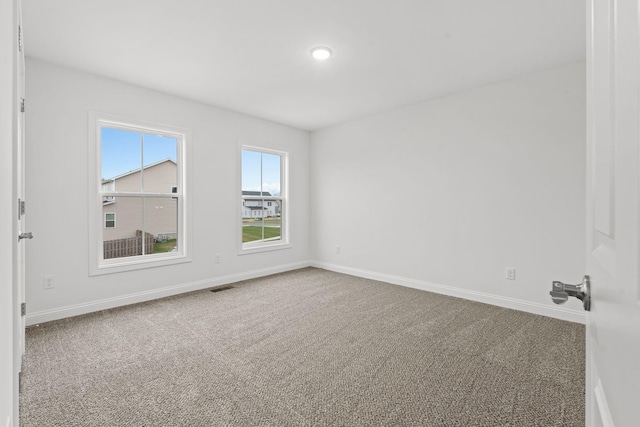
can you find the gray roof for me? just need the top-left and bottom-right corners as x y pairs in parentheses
(242, 191), (272, 197)
(104, 158), (176, 182)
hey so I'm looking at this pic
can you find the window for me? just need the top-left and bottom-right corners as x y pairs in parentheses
(240, 145), (289, 253)
(105, 213), (116, 228)
(89, 113), (190, 275)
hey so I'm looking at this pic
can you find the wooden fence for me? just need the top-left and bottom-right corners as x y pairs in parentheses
(103, 230), (154, 259)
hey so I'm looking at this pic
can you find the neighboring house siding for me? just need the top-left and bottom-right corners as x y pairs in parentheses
(242, 193), (278, 218)
(103, 160), (177, 241)
(103, 197), (144, 240)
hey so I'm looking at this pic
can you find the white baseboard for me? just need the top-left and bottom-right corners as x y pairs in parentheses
(27, 260), (586, 326)
(311, 261), (586, 324)
(26, 260), (312, 326)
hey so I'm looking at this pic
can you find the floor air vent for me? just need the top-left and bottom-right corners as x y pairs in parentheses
(210, 286), (233, 293)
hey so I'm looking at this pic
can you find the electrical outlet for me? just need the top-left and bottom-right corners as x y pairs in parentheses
(43, 275), (55, 289)
(215, 253), (221, 263)
(505, 268), (516, 280)
(335, 245), (341, 254)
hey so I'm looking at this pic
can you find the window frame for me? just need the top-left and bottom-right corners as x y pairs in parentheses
(88, 112), (191, 275)
(238, 142), (291, 254)
(104, 212), (116, 228)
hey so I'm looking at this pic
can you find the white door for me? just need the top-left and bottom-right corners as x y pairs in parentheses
(586, 0), (640, 425)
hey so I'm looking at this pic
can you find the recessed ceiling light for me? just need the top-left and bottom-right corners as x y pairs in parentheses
(310, 46), (332, 61)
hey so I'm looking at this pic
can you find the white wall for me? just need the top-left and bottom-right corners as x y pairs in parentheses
(25, 57), (586, 327)
(310, 62), (586, 321)
(25, 59), (310, 323)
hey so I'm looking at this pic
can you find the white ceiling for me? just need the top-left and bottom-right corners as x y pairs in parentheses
(22, 0), (585, 131)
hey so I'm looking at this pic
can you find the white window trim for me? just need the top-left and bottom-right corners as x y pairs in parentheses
(104, 212), (116, 228)
(88, 112), (192, 275)
(237, 141), (291, 255)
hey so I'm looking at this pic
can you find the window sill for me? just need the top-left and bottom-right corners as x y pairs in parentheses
(90, 253), (191, 276)
(238, 241), (291, 255)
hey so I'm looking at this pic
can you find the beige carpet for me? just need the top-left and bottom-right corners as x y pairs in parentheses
(20, 268), (585, 426)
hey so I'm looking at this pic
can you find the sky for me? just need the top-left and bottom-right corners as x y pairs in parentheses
(242, 150), (281, 196)
(101, 127), (177, 180)
(102, 127), (281, 195)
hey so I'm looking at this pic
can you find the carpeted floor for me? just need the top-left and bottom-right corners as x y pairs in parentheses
(20, 267), (585, 426)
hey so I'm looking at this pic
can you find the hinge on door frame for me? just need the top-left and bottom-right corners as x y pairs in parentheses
(21, 303), (26, 316)
(20, 98), (25, 113)
(18, 25), (22, 52)
(18, 198), (25, 219)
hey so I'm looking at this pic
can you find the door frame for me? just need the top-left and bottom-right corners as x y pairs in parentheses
(15, 0), (25, 360)
(1, 0), (21, 425)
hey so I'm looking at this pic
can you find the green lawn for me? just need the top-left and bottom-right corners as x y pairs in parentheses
(243, 226), (281, 243)
(242, 217), (281, 225)
(153, 228), (281, 249)
(154, 239), (177, 253)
